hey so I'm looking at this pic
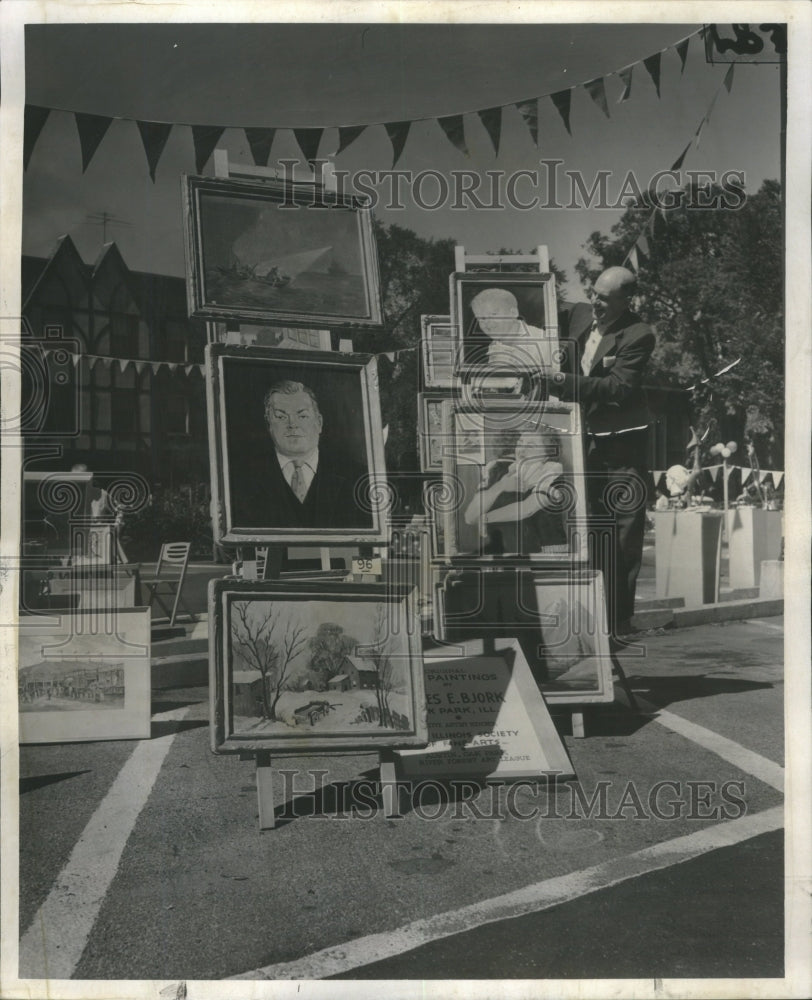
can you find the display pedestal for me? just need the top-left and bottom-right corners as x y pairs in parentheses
(725, 507), (783, 590)
(654, 510), (723, 607)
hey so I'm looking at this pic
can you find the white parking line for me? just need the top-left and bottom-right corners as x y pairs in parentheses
(231, 805), (783, 981)
(745, 619), (784, 632)
(18, 706), (190, 980)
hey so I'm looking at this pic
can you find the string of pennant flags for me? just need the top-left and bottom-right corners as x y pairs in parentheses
(651, 466), (784, 490)
(23, 26), (709, 179)
(66, 352), (204, 377)
(622, 59), (736, 273)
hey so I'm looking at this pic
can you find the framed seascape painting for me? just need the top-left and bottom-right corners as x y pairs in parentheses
(18, 608), (151, 743)
(183, 174), (383, 328)
(441, 397), (588, 563)
(420, 314), (458, 389)
(449, 271), (560, 376)
(206, 343), (389, 545)
(209, 579), (428, 753)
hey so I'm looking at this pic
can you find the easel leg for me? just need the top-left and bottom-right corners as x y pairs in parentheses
(571, 711), (586, 739)
(610, 651), (640, 712)
(379, 750), (401, 818)
(256, 751), (276, 830)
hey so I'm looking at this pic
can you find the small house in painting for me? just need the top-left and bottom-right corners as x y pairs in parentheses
(326, 655), (378, 691)
(232, 669), (265, 716)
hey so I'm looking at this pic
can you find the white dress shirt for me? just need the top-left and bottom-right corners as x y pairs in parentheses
(276, 448), (319, 497)
(580, 321), (603, 374)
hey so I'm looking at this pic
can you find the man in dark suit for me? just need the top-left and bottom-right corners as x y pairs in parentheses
(230, 380), (371, 530)
(552, 266), (655, 634)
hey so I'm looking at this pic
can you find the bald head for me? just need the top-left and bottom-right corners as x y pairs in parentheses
(471, 287), (520, 338)
(592, 266), (636, 328)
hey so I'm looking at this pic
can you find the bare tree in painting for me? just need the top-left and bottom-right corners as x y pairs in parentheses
(232, 602), (308, 720)
(366, 604), (398, 728)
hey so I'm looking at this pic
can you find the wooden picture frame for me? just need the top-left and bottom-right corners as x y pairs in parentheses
(418, 391), (456, 473)
(206, 343), (389, 545)
(449, 271), (559, 376)
(420, 314), (458, 389)
(209, 578), (428, 753)
(183, 174), (383, 329)
(441, 397), (588, 564)
(18, 608), (151, 743)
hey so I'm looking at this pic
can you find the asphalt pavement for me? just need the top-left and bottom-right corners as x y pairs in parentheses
(16, 615), (786, 984)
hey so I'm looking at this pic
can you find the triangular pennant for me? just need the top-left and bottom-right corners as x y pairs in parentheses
(740, 467), (752, 486)
(134, 361), (147, 374)
(293, 127), (324, 165)
(670, 141), (692, 171)
(706, 464), (719, 483)
(637, 234), (650, 257)
(385, 352), (396, 362)
(384, 120), (412, 167)
(617, 65), (634, 103)
(759, 470), (770, 484)
(192, 125), (225, 173)
(101, 357), (113, 369)
(515, 99), (539, 145)
(24, 105), (51, 170)
(477, 106), (502, 156)
(772, 471), (783, 489)
(584, 77), (610, 118)
(150, 362), (162, 375)
(244, 127), (276, 167)
(723, 63), (735, 93)
(71, 353), (81, 367)
(136, 120), (173, 182)
(627, 246), (639, 272)
(167, 362), (179, 372)
(184, 364), (196, 376)
(643, 52), (662, 98)
(87, 356), (99, 372)
(675, 36), (690, 73)
(438, 114), (469, 156)
(550, 90), (572, 135)
(336, 124), (366, 155)
(118, 358), (131, 374)
(74, 112), (113, 172)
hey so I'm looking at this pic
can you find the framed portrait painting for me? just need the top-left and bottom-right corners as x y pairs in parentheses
(209, 578), (428, 753)
(449, 271), (560, 376)
(18, 608), (151, 743)
(206, 343), (389, 545)
(183, 174), (383, 328)
(441, 397), (588, 563)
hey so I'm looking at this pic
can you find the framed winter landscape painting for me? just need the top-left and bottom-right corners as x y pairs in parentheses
(183, 174), (383, 328)
(18, 608), (151, 743)
(209, 579), (428, 753)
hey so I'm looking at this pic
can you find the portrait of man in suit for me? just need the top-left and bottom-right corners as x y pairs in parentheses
(553, 266), (656, 636)
(228, 378), (372, 531)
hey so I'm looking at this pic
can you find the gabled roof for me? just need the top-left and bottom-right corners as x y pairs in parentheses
(22, 234), (89, 311)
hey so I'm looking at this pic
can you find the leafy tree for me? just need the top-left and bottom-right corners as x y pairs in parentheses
(575, 179), (784, 466)
(307, 622), (359, 691)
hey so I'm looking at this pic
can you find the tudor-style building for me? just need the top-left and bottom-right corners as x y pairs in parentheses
(21, 235), (209, 487)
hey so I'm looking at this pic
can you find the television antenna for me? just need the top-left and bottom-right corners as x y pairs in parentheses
(84, 211), (133, 243)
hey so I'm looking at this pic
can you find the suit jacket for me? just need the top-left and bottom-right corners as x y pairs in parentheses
(229, 440), (372, 531)
(555, 303), (655, 439)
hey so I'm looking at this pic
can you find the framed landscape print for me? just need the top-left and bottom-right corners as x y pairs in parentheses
(183, 174), (383, 328)
(449, 271), (560, 375)
(206, 343), (389, 545)
(18, 608), (151, 743)
(420, 314), (458, 389)
(441, 398), (588, 563)
(209, 579), (428, 753)
(418, 391), (455, 473)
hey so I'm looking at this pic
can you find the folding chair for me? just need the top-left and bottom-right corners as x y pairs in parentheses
(143, 542), (195, 626)
(255, 546), (269, 580)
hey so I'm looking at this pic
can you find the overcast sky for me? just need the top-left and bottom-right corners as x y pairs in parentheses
(18, 19), (782, 295)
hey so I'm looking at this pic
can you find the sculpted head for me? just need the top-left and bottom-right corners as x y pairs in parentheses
(591, 266), (636, 328)
(264, 380), (323, 458)
(471, 287), (521, 338)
